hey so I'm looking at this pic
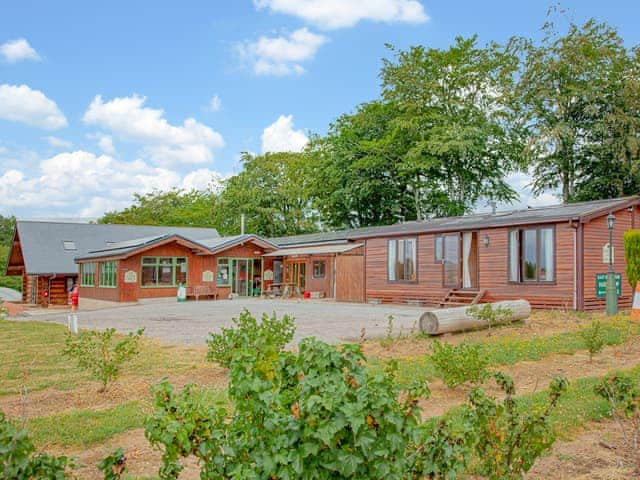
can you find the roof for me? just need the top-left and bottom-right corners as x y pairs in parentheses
(11, 221), (220, 275)
(271, 196), (640, 246)
(264, 243), (364, 257)
(199, 234), (278, 254)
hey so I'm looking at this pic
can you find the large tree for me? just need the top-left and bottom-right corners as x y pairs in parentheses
(513, 18), (640, 203)
(380, 36), (521, 218)
(215, 152), (319, 237)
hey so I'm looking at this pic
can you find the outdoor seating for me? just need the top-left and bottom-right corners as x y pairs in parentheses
(186, 285), (218, 301)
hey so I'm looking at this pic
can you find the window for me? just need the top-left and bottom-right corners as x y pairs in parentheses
(141, 257), (188, 287)
(99, 261), (117, 287)
(313, 260), (326, 278)
(443, 234), (460, 287)
(434, 235), (443, 263)
(273, 260), (283, 284)
(80, 262), (95, 286)
(216, 258), (230, 286)
(388, 238), (417, 281)
(62, 240), (76, 251)
(508, 227), (555, 283)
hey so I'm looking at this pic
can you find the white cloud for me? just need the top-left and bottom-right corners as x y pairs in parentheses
(181, 168), (226, 192)
(0, 38), (41, 63)
(261, 114), (308, 153)
(0, 150), (227, 217)
(207, 95), (222, 111)
(83, 94), (224, 166)
(43, 136), (72, 148)
(254, 0), (428, 30)
(87, 132), (116, 155)
(237, 28), (327, 76)
(0, 84), (67, 130)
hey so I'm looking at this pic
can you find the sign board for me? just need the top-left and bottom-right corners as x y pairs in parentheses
(602, 243), (614, 264)
(263, 269), (274, 281)
(124, 270), (137, 283)
(202, 270), (214, 282)
(595, 273), (621, 298)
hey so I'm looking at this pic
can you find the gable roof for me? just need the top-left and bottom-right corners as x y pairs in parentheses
(272, 196), (640, 246)
(11, 221), (220, 275)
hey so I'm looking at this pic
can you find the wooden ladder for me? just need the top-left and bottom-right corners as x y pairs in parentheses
(438, 288), (486, 308)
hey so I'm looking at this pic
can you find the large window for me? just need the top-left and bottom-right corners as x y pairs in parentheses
(508, 227), (555, 283)
(216, 258), (230, 286)
(388, 238), (417, 282)
(141, 257), (187, 287)
(434, 235), (443, 263)
(99, 261), (117, 287)
(313, 260), (326, 278)
(80, 262), (95, 286)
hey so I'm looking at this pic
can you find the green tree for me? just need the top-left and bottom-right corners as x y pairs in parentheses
(0, 215), (20, 292)
(215, 151), (320, 236)
(99, 189), (219, 228)
(380, 36), (521, 218)
(512, 16), (640, 203)
(309, 101), (417, 228)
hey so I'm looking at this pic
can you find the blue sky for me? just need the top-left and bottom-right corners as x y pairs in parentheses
(1, 0), (639, 219)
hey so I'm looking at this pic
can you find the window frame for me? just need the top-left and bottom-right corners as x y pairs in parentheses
(434, 235), (443, 263)
(216, 257), (230, 286)
(140, 256), (188, 288)
(387, 237), (418, 283)
(312, 260), (326, 278)
(507, 226), (556, 284)
(80, 262), (95, 287)
(99, 260), (117, 288)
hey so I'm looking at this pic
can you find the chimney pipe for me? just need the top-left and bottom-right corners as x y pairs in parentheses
(240, 214), (245, 235)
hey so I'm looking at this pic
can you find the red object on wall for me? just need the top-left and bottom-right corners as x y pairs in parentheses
(70, 285), (79, 307)
(303, 291), (311, 299)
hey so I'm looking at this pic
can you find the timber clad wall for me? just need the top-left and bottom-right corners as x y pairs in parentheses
(582, 207), (634, 311)
(480, 223), (575, 309)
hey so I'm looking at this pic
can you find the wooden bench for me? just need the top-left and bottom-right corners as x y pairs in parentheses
(186, 285), (218, 301)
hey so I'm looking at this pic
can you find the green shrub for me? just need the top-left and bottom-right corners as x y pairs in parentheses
(62, 328), (144, 391)
(579, 320), (606, 362)
(467, 373), (569, 480)
(429, 341), (490, 388)
(0, 411), (73, 479)
(467, 303), (513, 330)
(97, 447), (126, 480)
(206, 309), (294, 367)
(624, 230), (640, 291)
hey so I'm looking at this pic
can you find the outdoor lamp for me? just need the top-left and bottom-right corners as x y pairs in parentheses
(483, 234), (490, 247)
(606, 212), (617, 315)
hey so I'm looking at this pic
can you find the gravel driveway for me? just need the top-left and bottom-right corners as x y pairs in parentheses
(24, 298), (429, 345)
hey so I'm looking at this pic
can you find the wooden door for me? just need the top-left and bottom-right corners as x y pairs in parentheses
(335, 255), (365, 302)
(286, 260), (306, 294)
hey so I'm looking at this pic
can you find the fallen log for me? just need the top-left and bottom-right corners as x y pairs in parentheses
(419, 300), (531, 335)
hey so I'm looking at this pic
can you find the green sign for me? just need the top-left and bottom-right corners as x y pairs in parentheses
(595, 273), (621, 298)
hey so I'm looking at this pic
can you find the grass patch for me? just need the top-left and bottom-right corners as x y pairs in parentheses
(27, 401), (144, 447)
(382, 316), (640, 387)
(0, 320), (209, 396)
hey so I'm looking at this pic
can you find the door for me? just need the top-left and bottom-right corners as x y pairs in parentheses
(335, 255), (365, 302)
(231, 259), (252, 296)
(286, 260), (306, 294)
(443, 234), (460, 288)
(462, 232), (478, 289)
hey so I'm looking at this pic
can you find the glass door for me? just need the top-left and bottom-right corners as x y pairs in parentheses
(231, 259), (252, 296)
(286, 260), (306, 295)
(443, 234), (460, 288)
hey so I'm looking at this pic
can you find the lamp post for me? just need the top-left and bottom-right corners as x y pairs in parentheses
(606, 213), (618, 315)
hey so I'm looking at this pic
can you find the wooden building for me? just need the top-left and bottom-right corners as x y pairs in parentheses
(278, 196), (639, 311)
(5, 221), (220, 305)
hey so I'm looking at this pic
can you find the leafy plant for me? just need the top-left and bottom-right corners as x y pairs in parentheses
(595, 374), (640, 472)
(0, 411), (73, 479)
(429, 340), (490, 388)
(98, 447), (126, 480)
(467, 303), (513, 330)
(624, 230), (640, 293)
(579, 320), (606, 362)
(380, 314), (395, 348)
(62, 328), (144, 391)
(145, 381), (226, 479)
(467, 373), (569, 480)
(206, 309), (294, 367)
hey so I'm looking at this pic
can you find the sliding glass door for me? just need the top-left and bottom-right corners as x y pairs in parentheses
(231, 259), (252, 296)
(443, 232), (478, 289)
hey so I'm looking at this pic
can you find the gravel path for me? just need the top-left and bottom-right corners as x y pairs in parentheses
(20, 298), (430, 345)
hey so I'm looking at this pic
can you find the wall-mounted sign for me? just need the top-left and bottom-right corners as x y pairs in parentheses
(596, 273), (621, 298)
(124, 270), (137, 283)
(263, 269), (274, 281)
(602, 243), (614, 264)
(202, 270), (214, 282)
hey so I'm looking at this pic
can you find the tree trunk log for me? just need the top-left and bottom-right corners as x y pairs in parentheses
(419, 300), (531, 335)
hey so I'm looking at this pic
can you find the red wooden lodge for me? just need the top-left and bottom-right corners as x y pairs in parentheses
(5, 196), (640, 311)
